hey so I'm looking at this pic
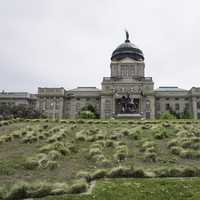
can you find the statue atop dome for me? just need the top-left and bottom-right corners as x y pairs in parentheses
(125, 30), (130, 42)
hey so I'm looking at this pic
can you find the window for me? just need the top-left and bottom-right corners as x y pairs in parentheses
(86, 98), (90, 101)
(197, 102), (200, 109)
(146, 100), (150, 111)
(104, 99), (112, 114)
(156, 103), (160, 111)
(185, 103), (189, 111)
(76, 103), (81, 113)
(76, 98), (80, 101)
(166, 103), (170, 111)
(45, 99), (50, 109)
(55, 99), (60, 109)
(175, 98), (179, 101)
(175, 103), (180, 110)
(156, 98), (160, 101)
(185, 98), (188, 101)
(50, 100), (54, 109)
(166, 98), (169, 101)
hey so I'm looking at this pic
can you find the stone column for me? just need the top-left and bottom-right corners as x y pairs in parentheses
(100, 96), (106, 119)
(192, 97), (197, 119)
(146, 95), (155, 120)
(112, 95), (115, 117)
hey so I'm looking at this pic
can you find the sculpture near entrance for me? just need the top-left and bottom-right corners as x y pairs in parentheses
(120, 93), (138, 113)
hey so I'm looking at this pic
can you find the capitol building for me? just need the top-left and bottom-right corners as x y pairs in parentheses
(1, 32), (200, 119)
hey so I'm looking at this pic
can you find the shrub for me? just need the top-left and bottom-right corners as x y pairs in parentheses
(129, 132), (139, 140)
(141, 141), (155, 152)
(160, 112), (176, 120)
(80, 111), (95, 119)
(133, 168), (146, 178)
(68, 181), (88, 194)
(99, 159), (111, 168)
(114, 151), (127, 161)
(6, 182), (28, 200)
(50, 183), (69, 195)
(75, 131), (87, 141)
(89, 148), (101, 157)
(48, 150), (62, 161)
(121, 129), (130, 136)
(145, 146), (156, 153)
(110, 132), (123, 140)
(12, 132), (21, 139)
(170, 146), (182, 155)
(23, 158), (38, 170)
(168, 167), (183, 177)
(180, 149), (200, 159)
(90, 143), (103, 150)
(38, 158), (49, 169)
(107, 166), (146, 178)
(92, 154), (105, 162)
(95, 133), (105, 140)
(3, 135), (12, 142)
(108, 166), (132, 178)
(48, 161), (59, 170)
(181, 140), (192, 148)
(182, 167), (197, 177)
(91, 169), (108, 180)
(105, 140), (114, 147)
(144, 152), (157, 162)
(154, 167), (183, 177)
(28, 181), (52, 198)
(141, 124), (152, 129)
(76, 171), (91, 182)
(167, 139), (179, 148)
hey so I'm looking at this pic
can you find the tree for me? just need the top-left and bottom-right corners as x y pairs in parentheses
(0, 104), (44, 119)
(80, 110), (96, 119)
(159, 111), (176, 120)
(80, 104), (98, 118)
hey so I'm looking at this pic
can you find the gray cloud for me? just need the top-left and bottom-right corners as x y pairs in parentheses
(0, 0), (200, 93)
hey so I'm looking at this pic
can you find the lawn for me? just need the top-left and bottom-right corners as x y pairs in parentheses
(41, 178), (200, 200)
(1, 118), (200, 199)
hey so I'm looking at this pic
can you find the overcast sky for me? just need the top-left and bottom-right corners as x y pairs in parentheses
(0, 0), (200, 93)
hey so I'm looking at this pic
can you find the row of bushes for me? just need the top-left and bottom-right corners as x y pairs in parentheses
(0, 180), (88, 200)
(77, 165), (200, 182)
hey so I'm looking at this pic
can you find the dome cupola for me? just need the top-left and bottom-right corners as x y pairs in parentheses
(111, 31), (144, 61)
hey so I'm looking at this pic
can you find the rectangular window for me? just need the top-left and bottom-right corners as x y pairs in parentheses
(185, 103), (189, 111)
(166, 103), (170, 111)
(55, 100), (60, 109)
(175, 103), (180, 110)
(156, 103), (160, 111)
(175, 98), (179, 100)
(166, 98), (169, 101)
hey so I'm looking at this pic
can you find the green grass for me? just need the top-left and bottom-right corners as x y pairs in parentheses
(40, 178), (200, 200)
(1, 119), (200, 199)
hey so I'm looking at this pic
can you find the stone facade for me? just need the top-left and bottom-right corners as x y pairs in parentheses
(1, 33), (200, 119)
(0, 92), (37, 107)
